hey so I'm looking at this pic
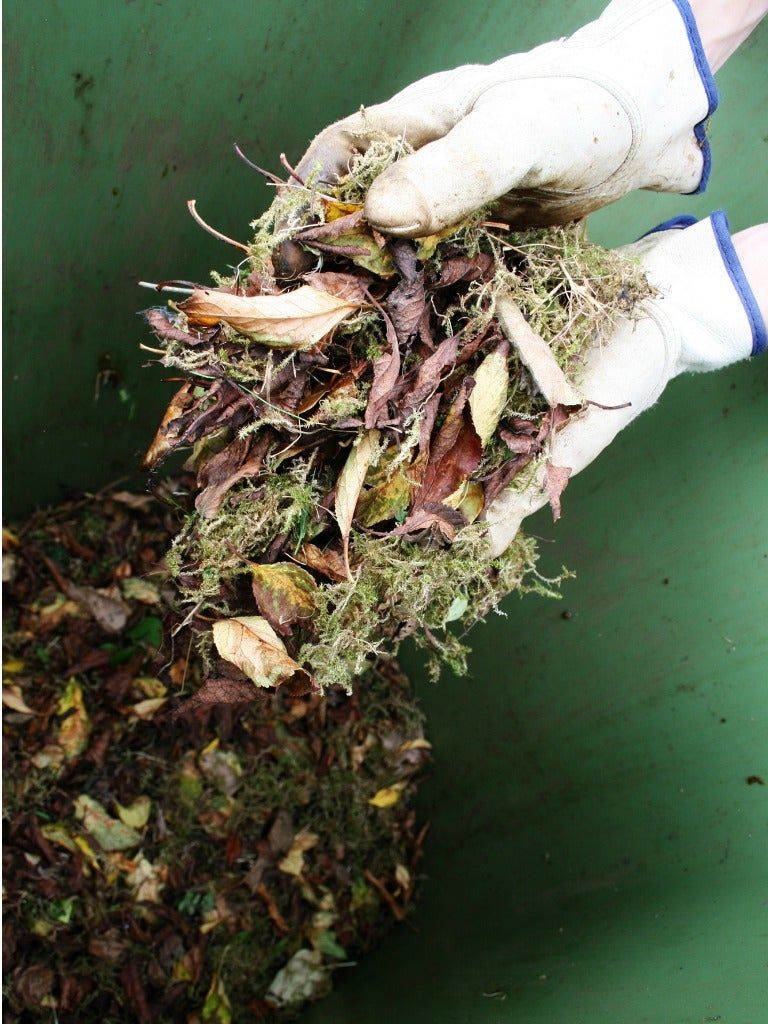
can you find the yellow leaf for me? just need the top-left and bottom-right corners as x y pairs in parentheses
(74, 794), (142, 851)
(2, 685), (36, 714)
(115, 795), (152, 830)
(468, 349), (509, 446)
(202, 971), (232, 1024)
(368, 783), (406, 809)
(397, 738), (432, 753)
(356, 466), (413, 527)
(131, 676), (167, 698)
(3, 658), (25, 674)
(120, 577), (161, 605)
(3, 527), (20, 549)
(201, 736), (219, 756)
(323, 199), (363, 221)
(335, 429), (380, 576)
(415, 221), (467, 261)
(278, 830), (319, 877)
(40, 822), (78, 855)
(57, 680), (90, 759)
(73, 835), (101, 873)
(444, 479), (485, 524)
(180, 285), (363, 350)
(212, 615), (311, 692)
(250, 562), (317, 635)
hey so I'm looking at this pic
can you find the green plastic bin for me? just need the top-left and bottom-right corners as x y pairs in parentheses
(4, 2), (767, 1021)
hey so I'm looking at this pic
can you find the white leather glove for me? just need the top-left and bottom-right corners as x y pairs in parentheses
(486, 211), (767, 555)
(296, 0), (718, 235)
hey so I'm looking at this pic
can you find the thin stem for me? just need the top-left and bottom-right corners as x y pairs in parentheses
(186, 199), (250, 253)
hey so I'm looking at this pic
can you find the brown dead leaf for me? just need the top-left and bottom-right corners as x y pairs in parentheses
(335, 429), (380, 576)
(364, 312), (401, 429)
(172, 676), (258, 717)
(296, 543), (347, 583)
(544, 463), (572, 521)
(143, 381), (195, 469)
(213, 615), (311, 693)
(195, 433), (272, 519)
(303, 271), (370, 304)
(400, 335), (460, 421)
(180, 285), (363, 349)
(144, 307), (207, 346)
(250, 562), (318, 636)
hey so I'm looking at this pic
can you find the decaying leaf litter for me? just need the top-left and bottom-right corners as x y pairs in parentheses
(3, 486), (430, 1021)
(141, 133), (652, 695)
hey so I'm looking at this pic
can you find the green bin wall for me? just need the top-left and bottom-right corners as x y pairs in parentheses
(4, 3), (767, 1021)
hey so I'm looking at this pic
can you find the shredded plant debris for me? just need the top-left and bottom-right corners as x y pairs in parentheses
(140, 134), (651, 693)
(2, 486), (430, 1022)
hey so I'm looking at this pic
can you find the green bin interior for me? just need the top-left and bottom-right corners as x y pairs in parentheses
(4, 3), (767, 1021)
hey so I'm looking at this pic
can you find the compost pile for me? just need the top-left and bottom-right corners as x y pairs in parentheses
(2, 485), (430, 1023)
(142, 135), (651, 694)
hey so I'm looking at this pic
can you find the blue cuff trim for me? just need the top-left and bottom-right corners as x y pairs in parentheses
(710, 210), (767, 357)
(639, 214), (699, 239)
(671, 0), (719, 194)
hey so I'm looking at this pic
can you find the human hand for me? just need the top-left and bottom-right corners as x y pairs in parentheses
(485, 212), (766, 555)
(296, 0), (717, 236)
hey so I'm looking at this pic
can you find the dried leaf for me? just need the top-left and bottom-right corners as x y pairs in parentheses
(266, 949), (331, 1011)
(368, 783), (405, 808)
(67, 584), (130, 635)
(335, 429), (380, 575)
(544, 463), (572, 521)
(386, 269), (426, 345)
(400, 335), (460, 421)
(304, 270), (370, 304)
(496, 294), (581, 407)
(74, 795), (142, 851)
(56, 679), (91, 759)
(212, 615), (311, 693)
(298, 210), (395, 277)
(250, 562), (318, 637)
(468, 347), (509, 446)
(444, 479), (485, 524)
(296, 542), (348, 583)
(180, 285), (362, 349)
(172, 676), (258, 717)
(115, 796), (151, 830)
(2, 685), (36, 714)
(143, 381), (195, 469)
(278, 829), (319, 876)
(195, 433), (272, 519)
(356, 467), (413, 528)
(364, 313), (401, 429)
(125, 696), (167, 720)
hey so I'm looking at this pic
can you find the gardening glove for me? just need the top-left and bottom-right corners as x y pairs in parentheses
(485, 211), (767, 556)
(295, 0), (718, 234)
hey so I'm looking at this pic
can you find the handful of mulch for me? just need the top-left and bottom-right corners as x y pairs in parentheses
(141, 135), (650, 694)
(2, 486), (429, 1022)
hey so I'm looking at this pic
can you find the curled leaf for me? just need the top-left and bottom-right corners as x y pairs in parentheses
(496, 294), (581, 407)
(544, 462), (572, 521)
(180, 285), (363, 349)
(335, 429), (380, 576)
(212, 615), (311, 693)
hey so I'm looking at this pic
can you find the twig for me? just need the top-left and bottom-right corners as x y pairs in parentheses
(186, 199), (250, 253)
(364, 869), (407, 921)
(279, 152), (306, 186)
(138, 281), (195, 295)
(233, 143), (284, 184)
